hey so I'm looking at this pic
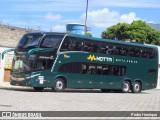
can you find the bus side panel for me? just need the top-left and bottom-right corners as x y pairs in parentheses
(31, 70), (55, 88)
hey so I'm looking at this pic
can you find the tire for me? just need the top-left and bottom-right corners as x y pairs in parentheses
(101, 89), (111, 93)
(34, 87), (44, 91)
(132, 81), (141, 93)
(122, 81), (130, 93)
(52, 78), (65, 92)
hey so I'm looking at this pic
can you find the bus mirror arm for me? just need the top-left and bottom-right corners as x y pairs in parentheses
(26, 48), (54, 59)
(2, 49), (15, 59)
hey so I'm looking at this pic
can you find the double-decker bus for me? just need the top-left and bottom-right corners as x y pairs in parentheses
(2, 32), (158, 93)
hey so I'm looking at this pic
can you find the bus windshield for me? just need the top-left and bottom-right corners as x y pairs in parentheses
(17, 33), (65, 49)
(17, 34), (43, 49)
(12, 59), (32, 73)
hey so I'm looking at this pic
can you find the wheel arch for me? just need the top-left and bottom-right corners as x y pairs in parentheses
(123, 78), (132, 86)
(55, 75), (68, 88)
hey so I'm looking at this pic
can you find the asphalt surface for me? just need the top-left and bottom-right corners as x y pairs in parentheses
(0, 87), (160, 119)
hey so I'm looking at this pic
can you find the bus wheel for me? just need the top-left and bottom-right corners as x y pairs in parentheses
(132, 81), (141, 93)
(52, 78), (65, 92)
(34, 87), (44, 91)
(122, 81), (130, 93)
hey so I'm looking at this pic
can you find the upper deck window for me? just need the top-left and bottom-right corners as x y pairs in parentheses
(141, 50), (149, 58)
(148, 51), (156, 59)
(60, 36), (157, 59)
(100, 44), (109, 54)
(60, 37), (83, 51)
(118, 47), (128, 56)
(84, 41), (98, 53)
(41, 35), (64, 48)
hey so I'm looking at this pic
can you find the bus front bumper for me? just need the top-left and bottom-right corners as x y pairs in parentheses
(10, 72), (54, 87)
(10, 75), (32, 87)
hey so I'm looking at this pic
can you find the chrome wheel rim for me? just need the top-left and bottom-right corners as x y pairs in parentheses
(123, 82), (129, 92)
(134, 83), (140, 92)
(55, 81), (63, 90)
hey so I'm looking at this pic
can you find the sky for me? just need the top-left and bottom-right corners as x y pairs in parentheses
(0, 0), (160, 37)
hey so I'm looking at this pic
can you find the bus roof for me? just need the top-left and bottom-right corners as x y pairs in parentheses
(25, 32), (66, 35)
(24, 32), (157, 50)
(67, 33), (157, 50)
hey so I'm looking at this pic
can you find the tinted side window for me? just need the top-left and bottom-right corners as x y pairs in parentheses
(34, 59), (54, 71)
(112, 66), (126, 76)
(121, 66), (126, 76)
(58, 63), (71, 73)
(149, 51), (156, 59)
(134, 49), (141, 57)
(34, 60), (46, 70)
(58, 63), (81, 74)
(84, 41), (98, 53)
(141, 50), (148, 58)
(71, 63), (81, 73)
(102, 66), (110, 75)
(112, 46), (119, 55)
(84, 42), (92, 52)
(82, 64), (87, 74)
(100, 44), (128, 57)
(74, 40), (83, 51)
(100, 44), (109, 54)
(60, 38), (71, 51)
(82, 63), (126, 76)
(91, 43), (99, 53)
(128, 48), (135, 57)
(112, 66), (120, 76)
(60, 37), (83, 51)
(41, 35), (63, 48)
(108, 46), (114, 55)
(46, 60), (54, 69)
(96, 65), (102, 75)
(118, 47), (128, 56)
(148, 69), (156, 76)
(82, 64), (96, 74)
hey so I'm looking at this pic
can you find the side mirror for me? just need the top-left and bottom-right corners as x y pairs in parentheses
(2, 49), (15, 59)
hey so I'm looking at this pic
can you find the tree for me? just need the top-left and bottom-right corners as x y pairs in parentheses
(101, 20), (160, 45)
(85, 32), (92, 37)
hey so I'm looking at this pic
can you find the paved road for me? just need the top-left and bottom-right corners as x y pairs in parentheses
(0, 87), (160, 111)
(0, 87), (160, 119)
